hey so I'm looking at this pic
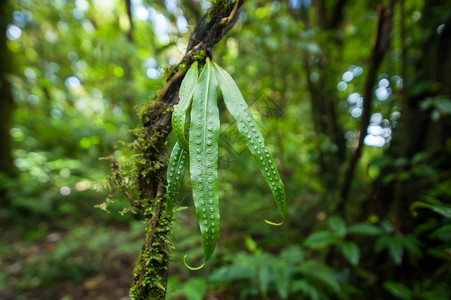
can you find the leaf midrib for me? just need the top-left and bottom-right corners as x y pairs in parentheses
(202, 62), (211, 203)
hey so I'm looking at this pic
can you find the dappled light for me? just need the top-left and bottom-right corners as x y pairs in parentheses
(6, 24), (22, 40)
(342, 70), (354, 82)
(375, 78), (391, 101)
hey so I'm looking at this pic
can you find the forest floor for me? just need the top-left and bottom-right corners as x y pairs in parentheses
(1, 220), (138, 300)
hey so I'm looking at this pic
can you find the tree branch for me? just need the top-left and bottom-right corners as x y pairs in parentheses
(124, 0), (134, 42)
(329, 0), (347, 29)
(339, 0), (396, 209)
(313, 0), (327, 29)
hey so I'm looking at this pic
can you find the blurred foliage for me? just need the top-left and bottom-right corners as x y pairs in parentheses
(0, 0), (450, 299)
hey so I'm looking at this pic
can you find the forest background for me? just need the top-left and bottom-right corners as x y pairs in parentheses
(1, 0), (450, 299)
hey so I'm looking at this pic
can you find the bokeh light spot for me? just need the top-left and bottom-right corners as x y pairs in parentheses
(342, 71), (354, 82)
(60, 186), (71, 196)
(6, 24), (22, 41)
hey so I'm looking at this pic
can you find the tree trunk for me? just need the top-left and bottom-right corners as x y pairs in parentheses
(301, 1), (347, 206)
(372, 0), (451, 228)
(0, 0), (15, 179)
(367, 0), (451, 296)
(340, 1), (395, 211)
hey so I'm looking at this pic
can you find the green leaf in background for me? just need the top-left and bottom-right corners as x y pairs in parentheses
(257, 263), (271, 296)
(244, 235), (258, 253)
(430, 224), (451, 241)
(348, 223), (384, 236)
(274, 263), (289, 299)
(304, 231), (337, 248)
(340, 242), (360, 266)
(400, 235), (421, 257)
(186, 58), (220, 269)
(179, 277), (207, 300)
(279, 245), (304, 264)
(172, 61), (198, 150)
(381, 220), (394, 234)
(435, 98), (451, 114)
(214, 62), (286, 225)
(327, 216), (347, 236)
(291, 279), (321, 300)
(376, 236), (404, 265)
(384, 281), (413, 300)
(297, 260), (342, 294)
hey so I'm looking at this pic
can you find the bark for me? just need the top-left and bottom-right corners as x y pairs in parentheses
(124, 0), (134, 42)
(329, 0), (347, 29)
(128, 2), (244, 299)
(301, 1), (347, 204)
(339, 0), (395, 210)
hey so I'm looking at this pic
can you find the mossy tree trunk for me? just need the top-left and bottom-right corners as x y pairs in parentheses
(128, 1), (244, 299)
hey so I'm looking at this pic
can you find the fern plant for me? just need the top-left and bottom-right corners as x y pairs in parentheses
(167, 58), (286, 269)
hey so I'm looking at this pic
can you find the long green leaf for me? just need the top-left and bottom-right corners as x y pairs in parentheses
(186, 58), (220, 269)
(172, 61), (198, 150)
(214, 63), (286, 225)
(166, 142), (189, 214)
(340, 242), (360, 266)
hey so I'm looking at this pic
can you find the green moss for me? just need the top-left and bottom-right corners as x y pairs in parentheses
(163, 65), (178, 81)
(100, 95), (175, 299)
(208, 0), (236, 21)
(163, 50), (207, 81)
(192, 50), (207, 62)
(130, 206), (172, 300)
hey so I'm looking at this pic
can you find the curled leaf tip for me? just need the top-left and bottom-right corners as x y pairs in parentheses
(183, 255), (205, 270)
(264, 219), (284, 226)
